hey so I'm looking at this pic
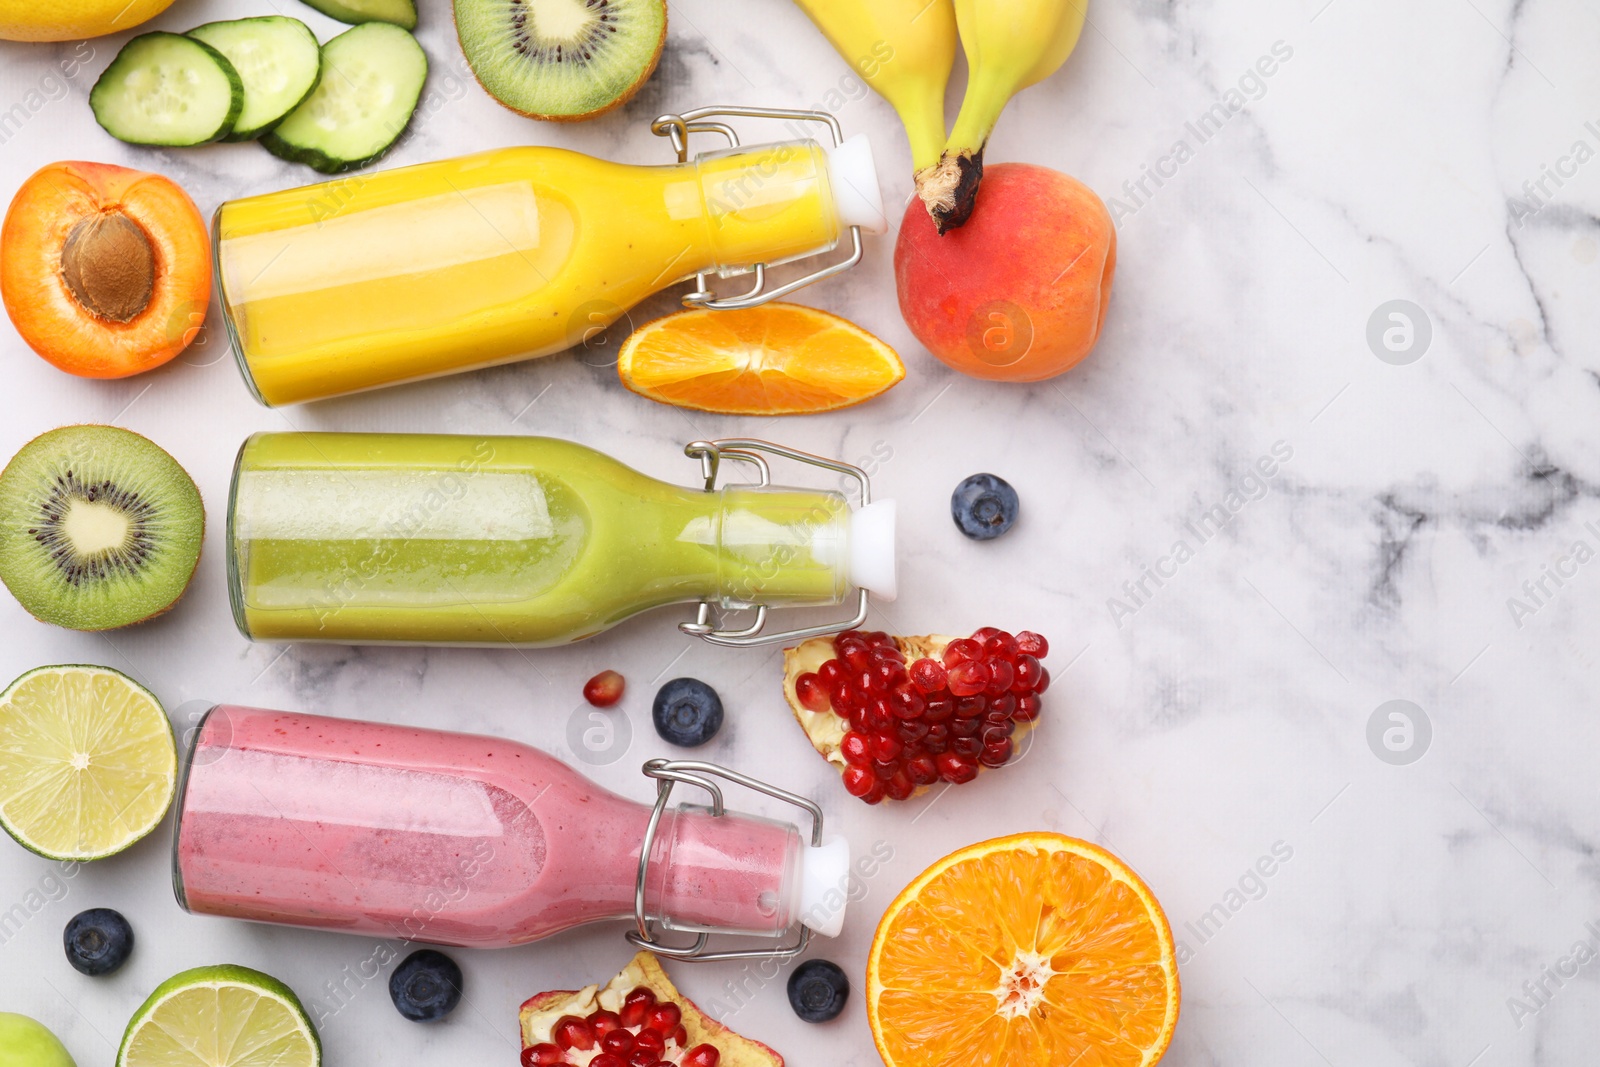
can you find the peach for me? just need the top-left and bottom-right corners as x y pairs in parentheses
(894, 162), (1116, 382)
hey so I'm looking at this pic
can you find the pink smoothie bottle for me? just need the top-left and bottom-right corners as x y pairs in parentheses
(172, 706), (849, 959)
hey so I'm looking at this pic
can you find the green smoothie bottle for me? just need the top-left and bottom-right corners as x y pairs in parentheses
(227, 433), (896, 647)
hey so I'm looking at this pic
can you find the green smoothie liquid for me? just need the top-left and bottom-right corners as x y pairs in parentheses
(228, 433), (852, 646)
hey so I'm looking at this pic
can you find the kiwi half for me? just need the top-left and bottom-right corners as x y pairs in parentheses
(0, 426), (204, 631)
(453, 0), (667, 121)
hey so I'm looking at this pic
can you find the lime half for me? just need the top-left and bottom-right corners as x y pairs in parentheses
(119, 965), (320, 1067)
(0, 664), (176, 861)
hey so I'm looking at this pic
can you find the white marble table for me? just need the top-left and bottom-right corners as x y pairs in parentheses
(2, 1), (1598, 1064)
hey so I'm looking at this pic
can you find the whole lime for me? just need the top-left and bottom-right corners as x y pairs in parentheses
(0, 1013), (76, 1067)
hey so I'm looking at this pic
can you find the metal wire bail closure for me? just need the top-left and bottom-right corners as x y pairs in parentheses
(678, 438), (873, 647)
(628, 759), (826, 963)
(649, 105), (865, 311)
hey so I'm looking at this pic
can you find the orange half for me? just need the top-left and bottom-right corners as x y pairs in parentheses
(868, 833), (1180, 1067)
(617, 302), (905, 415)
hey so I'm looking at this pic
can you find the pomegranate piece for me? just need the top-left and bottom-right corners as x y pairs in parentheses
(783, 627), (1051, 804)
(583, 670), (626, 708)
(521, 952), (782, 1067)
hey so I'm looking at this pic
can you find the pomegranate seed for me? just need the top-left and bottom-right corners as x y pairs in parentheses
(848, 668), (875, 695)
(897, 720), (931, 742)
(985, 660), (1015, 694)
(861, 778), (887, 804)
(817, 659), (844, 687)
(907, 754), (939, 784)
(843, 645), (872, 672)
(1012, 655), (1044, 691)
(864, 699), (894, 732)
(937, 753), (979, 784)
(953, 694), (986, 718)
(952, 735), (983, 757)
(584, 670), (626, 707)
(872, 759), (898, 781)
(869, 733), (903, 763)
(970, 626), (1001, 644)
(847, 707), (870, 734)
(924, 725), (950, 753)
(635, 1030), (666, 1055)
(1016, 631), (1049, 657)
(865, 630), (897, 649)
(1035, 667), (1051, 693)
(950, 716), (982, 738)
(942, 638), (983, 667)
(983, 632), (1019, 661)
(909, 658), (948, 694)
(843, 765), (877, 797)
(835, 629), (863, 644)
(1013, 694), (1043, 721)
(589, 1010), (623, 1036)
(834, 683), (864, 714)
(523, 1045), (563, 1067)
(887, 686), (925, 720)
(987, 693), (1017, 719)
(948, 660), (990, 697)
(589, 1056), (625, 1067)
(923, 696), (954, 722)
(671, 1026), (688, 1047)
(982, 719), (1015, 740)
(980, 737), (1014, 767)
(795, 672), (830, 712)
(645, 1003), (682, 1034)
(683, 1045), (721, 1067)
(885, 769), (915, 800)
(872, 659), (908, 689)
(602, 1030), (636, 1056)
(621, 988), (655, 1028)
(554, 1016), (596, 1051)
(626, 1054), (658, 1067)
(840, 731), (871, 765)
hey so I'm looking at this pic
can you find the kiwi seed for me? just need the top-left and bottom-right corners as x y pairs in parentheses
(0, 425), (204, 632)
(60, 212), (156, 324)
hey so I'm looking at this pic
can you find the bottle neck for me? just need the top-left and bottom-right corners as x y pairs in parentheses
(674, 140), (842, 275)
(652, 484), (854, 611)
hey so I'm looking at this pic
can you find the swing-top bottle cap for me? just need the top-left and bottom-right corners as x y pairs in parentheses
(797, 837), (851, 938)
(849, 499), (897, 602)
(826, 134), (888, 236)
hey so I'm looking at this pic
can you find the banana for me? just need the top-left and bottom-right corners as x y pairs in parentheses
(917, 0), (1088, 232)
(791, 0), (958, 173)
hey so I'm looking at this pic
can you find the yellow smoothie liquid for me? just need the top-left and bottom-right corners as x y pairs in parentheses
(216, 141), (853, 405)
(228, 432), (863, 646)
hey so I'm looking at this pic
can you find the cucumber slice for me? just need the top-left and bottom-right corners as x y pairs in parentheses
(298, 0), (417, 30)
(89, 32), (243, 147)
(261, 23), (428, 175)
(189, 17), (323, 141)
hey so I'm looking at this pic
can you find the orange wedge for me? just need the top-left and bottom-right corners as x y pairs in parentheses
(867, 833), (1180, 1067)
(617, 303), (905, 415)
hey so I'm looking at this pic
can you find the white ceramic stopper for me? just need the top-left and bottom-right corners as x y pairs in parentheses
(797, 837), (852, 938)
(826, 133), (888, 236)
(849, 499), (897, 602)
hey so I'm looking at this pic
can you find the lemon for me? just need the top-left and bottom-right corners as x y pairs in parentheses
(0, 665), (176, 861)
(0, 0), (177, 42)
(119, 965), (320, 1067)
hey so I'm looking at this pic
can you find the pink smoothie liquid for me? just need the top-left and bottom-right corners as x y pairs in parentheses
(173, 706), (803, 948)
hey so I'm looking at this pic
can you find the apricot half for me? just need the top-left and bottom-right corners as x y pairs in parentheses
(1, 161), (210, 379)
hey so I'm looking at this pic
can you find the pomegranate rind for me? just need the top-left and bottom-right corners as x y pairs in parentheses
(781, 633), (1040, 801)
(519, 951), (783, 1067)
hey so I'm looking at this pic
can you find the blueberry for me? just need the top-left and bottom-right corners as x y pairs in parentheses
(652, 677), (724, 747)
(787, 959), (849, 1022)
(951, 473), (1019, 540)
(389, 949), (463, 1023)
(63, 908), (133, 976)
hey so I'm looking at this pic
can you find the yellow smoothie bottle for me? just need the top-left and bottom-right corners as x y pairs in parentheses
(214, 108), (888, 406)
